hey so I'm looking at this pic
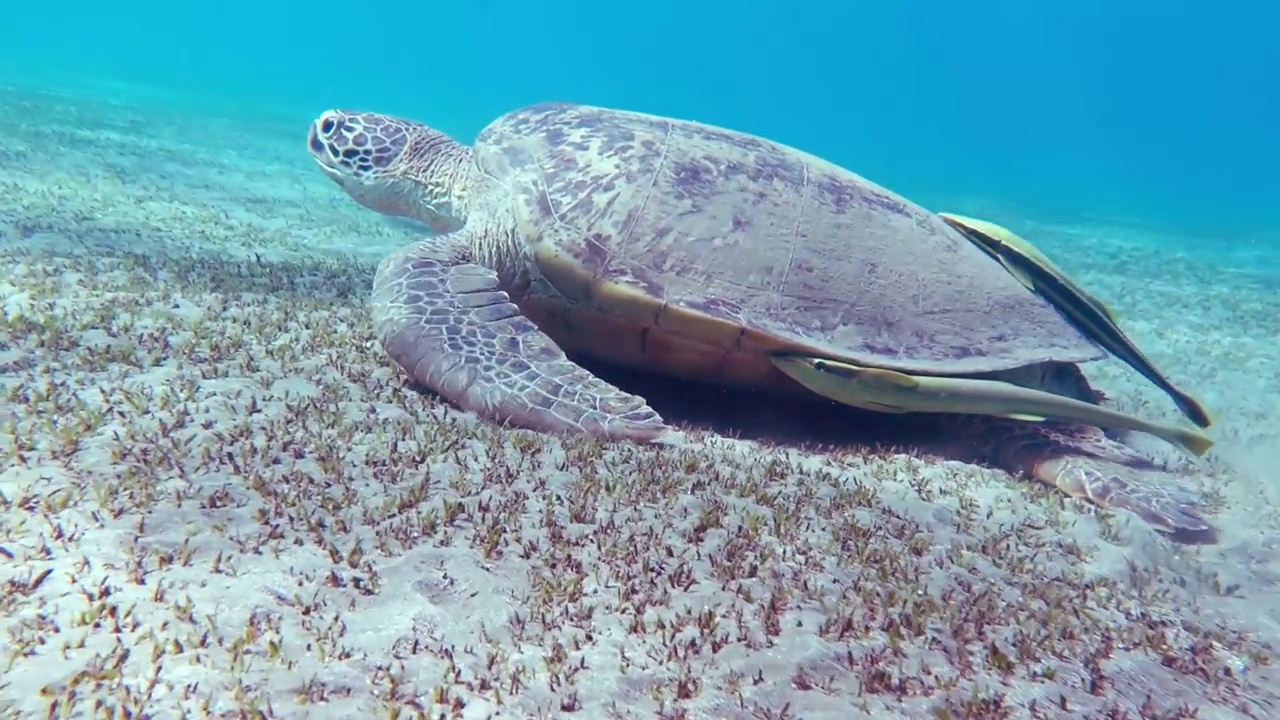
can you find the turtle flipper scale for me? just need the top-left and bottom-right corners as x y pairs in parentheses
(1040, 456), (1219, 544)
(373, 233), (669, 441)
(984, 421), (1221, 544)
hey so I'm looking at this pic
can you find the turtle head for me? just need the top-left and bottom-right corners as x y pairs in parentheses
(307, 109), (468, 233)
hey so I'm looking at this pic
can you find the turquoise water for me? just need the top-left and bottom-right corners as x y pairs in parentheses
(3, 0), (1276, 240)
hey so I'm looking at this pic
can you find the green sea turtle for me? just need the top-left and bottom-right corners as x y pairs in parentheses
(306, 102), (1218, 543)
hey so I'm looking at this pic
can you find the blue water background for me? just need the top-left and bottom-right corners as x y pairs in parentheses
(1, 0), (1276, 241)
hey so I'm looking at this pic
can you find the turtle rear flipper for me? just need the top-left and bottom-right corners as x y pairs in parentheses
(984, 422), (1220, 544)
(1045, 457), (1219, 544)
(373, 232), (670, 441)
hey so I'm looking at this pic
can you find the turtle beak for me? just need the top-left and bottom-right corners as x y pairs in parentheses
(307, 111), (343, 170)
(307, 122), (325, 158)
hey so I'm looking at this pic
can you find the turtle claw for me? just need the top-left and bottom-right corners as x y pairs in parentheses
(1157, 519), (1220, 546)
(581, 403), (672, 443)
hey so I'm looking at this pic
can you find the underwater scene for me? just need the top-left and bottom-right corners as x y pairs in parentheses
(1, 0), (1277, 718)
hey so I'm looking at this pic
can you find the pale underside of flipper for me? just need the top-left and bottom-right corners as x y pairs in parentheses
(770, 355), (1213, 458)
(372, 232), (670, 441)
(937, 212), (1213, 429)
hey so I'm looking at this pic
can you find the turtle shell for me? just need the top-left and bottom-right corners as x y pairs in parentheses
(471, 102), (1103, 379)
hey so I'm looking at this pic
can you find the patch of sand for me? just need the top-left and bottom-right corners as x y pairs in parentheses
(1, 85), (1277, 719)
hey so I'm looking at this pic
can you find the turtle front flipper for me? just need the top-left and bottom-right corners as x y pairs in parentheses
(771, 355), (1214, 458)
(938, 212), (1213, 429)
(984, 421), (1220, 544)
(373, 233), (670, 441)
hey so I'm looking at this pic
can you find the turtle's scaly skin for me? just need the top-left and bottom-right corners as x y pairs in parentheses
(967, 418), (1215, 543)
(306, 105), (1218, 544)
(307, 111), (468, 234)
(371, 239), (670, 439)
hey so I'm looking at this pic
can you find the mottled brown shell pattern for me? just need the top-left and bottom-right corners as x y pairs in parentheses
(471, 103), (1103, 376)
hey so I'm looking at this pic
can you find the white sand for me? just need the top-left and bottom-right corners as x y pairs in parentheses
(1, 84), (1277, 719)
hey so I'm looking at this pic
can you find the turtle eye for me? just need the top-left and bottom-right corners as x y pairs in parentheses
(320, 116), (337, 135)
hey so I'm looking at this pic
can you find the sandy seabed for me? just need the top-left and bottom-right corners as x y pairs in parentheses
(1, 83), (1278, 720)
